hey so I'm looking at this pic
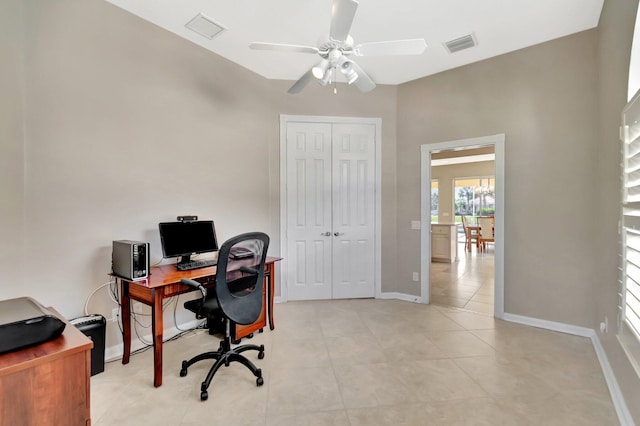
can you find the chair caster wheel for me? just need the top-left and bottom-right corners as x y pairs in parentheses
(247, 333), (254, 339)
(200, 391), (208, 401)
(256, 377), (264, 386)
(180, 361), (188, 377)
(258, 351), (265, 360)
(258, 328), (264, 333)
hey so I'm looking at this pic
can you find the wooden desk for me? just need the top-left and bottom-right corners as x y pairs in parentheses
(0, 309), (92, 426)
(116, 256), (281, 387)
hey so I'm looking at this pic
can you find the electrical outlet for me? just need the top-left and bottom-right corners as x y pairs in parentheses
(111, 308), (119, 322)
(411, 220), (421, 230)
(412, 272), (419, 281)
(600, 316), (609, 333)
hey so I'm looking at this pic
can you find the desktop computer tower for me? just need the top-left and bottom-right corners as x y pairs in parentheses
(71, 315), (106, 376)
(112, 240), (149, 280)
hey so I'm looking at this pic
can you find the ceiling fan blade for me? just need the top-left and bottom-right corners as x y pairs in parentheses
(349, 60), (376, 93)
(329, 0), (359, 41)
(249, 42), (319, 54)
(288, 69), (314, 94)
(354, 39), (427, 56)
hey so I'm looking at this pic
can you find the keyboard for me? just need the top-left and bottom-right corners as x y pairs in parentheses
(176, 259), (217, 271)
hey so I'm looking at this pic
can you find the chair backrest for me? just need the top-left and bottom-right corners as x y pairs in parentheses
(478, 217), (493, 238)
(461, 215), (469, 230)
(215, 232), (270, 325)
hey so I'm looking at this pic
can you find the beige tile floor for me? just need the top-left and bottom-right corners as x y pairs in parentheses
(431, 241), (495, 315)
(91, 298), (619, 425)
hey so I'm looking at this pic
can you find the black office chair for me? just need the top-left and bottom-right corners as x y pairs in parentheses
(179, 232), (270, 401)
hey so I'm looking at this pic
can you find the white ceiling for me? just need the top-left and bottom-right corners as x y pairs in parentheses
(105, 0), (604, 86)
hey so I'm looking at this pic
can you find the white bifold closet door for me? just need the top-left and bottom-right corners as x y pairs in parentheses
(285, 121), (376, 300)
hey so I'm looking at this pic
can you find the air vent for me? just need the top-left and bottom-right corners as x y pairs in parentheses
(444, 34), (477, 53)
(185, 13), (226, 40)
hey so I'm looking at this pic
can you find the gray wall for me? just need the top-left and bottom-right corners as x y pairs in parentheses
(596, 0), (640, 420)
(0, 0), (25, 290)
(397, 30), (600, 327)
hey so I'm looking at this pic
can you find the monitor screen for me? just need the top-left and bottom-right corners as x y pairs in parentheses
(158, 220), (219, 259)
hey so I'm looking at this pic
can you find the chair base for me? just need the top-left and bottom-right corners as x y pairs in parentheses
(180, 337), (265, 401)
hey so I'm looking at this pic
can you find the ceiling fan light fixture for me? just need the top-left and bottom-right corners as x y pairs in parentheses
(312, 59), (330, 79)
(318, 68), (333, 86)
(346, 70), (359, 84)
(339, 59), (359, 84)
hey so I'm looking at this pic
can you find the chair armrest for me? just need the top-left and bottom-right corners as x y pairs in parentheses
(239, 266), (259, 275)
(181, 278), (207, 298)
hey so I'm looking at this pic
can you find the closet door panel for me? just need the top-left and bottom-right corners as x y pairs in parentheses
(331, 124), (376, 299)
(286, 123), (333, 300)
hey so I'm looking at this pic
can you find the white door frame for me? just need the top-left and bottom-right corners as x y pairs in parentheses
(420, 134), (505, 318)
(279, 115), (382, 302)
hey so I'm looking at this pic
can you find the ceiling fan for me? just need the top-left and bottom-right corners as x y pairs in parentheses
(249, 0), (427, 94)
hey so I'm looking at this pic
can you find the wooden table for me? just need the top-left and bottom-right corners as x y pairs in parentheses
(0, 309), (92, 426)
(116, 256), (281, 387)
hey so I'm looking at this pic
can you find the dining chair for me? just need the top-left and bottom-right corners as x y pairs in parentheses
(478, 217), (494, 252)
(461, 216), (479, 251)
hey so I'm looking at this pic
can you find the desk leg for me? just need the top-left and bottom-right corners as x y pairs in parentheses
(267, 264), (275, 331)
(121, 280), (131, 365)
(151, 288), (163, 387)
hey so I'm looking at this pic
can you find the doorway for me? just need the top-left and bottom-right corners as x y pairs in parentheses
(431, 152), (495, 314)
(420, 134), (505, 318)
(280, 115), (382, 301)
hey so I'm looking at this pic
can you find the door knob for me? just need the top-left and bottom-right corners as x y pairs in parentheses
(334, 232), (344, 236)
(321, 232), (331, 236)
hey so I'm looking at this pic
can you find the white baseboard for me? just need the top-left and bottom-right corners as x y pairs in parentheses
(274, 293), (421, 304)
(502, 312), (594, 337)
(503, 313), (633, 426)
(377, 292), (421, 303)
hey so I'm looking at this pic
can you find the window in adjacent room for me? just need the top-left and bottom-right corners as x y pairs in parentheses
(431, 180), (439, 222)
(454, 177), (495, 221)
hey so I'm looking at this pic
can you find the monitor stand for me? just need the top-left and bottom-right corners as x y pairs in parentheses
(177, 255), (193, 268)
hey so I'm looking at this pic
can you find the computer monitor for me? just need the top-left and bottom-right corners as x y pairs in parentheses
(158, 220), (219, 267)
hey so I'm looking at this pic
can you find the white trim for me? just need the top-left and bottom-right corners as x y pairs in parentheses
(377, 292), (422, 303)
(502, 312), (593, 337)
(279, 115), (382, 302)
(420, 134), (505, 317)
(503, 313), (634, 426)
(595, 336), (636, 426)
(420, 148), (431, 304)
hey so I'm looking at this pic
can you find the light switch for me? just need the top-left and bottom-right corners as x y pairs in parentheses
(411, 220), (421, 229)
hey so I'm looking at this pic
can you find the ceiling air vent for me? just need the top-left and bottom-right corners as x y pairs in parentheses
(444, 34), (477, 53)
(185, 13), (226, 40)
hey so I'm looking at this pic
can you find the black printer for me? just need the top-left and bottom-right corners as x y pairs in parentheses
(0, 297), (66, 354)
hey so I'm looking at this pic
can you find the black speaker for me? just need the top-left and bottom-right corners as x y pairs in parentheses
(71, 315), (106, 376)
